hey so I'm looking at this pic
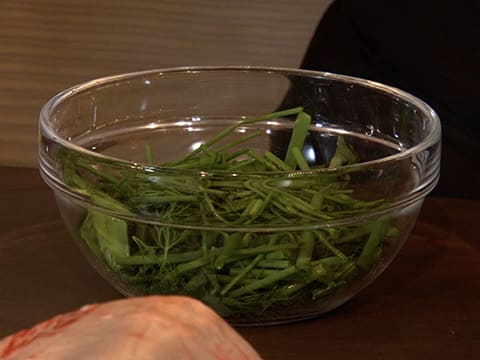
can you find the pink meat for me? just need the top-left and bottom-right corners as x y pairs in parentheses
(0, 296), (262, 360)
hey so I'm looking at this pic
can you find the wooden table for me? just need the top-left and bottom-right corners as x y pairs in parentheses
(0, 166), (479, 359)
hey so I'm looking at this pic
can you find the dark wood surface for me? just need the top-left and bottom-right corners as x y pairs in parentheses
(1, 166), (479, 359)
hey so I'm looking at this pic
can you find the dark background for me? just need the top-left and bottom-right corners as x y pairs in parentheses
(302, 0), (480, 198)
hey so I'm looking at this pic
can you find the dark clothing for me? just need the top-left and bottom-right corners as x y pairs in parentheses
(302, 0), (480, 198)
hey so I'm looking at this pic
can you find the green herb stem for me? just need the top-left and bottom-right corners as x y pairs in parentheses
(229, 265), (297, 297)
(284, 111), (311, 168)
(181, 107), (303, 161)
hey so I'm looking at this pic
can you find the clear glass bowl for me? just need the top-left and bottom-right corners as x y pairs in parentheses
(39, 67), (441, 325)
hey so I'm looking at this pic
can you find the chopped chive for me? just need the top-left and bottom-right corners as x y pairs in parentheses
(296, 231), (314, 269)
(291, 146), (310, 170)
(357, 218), (388, 269)
(182, 107), (303, 161)
(63, 106), (394, 318)
(264, 151), (293, 171)
(284, 111), (311, 168)
(221, 254), (264, 295)
(229, 265), (297, 297)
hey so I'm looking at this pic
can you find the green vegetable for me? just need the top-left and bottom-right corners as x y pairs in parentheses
(284, 111), (311, 169)
(61, 107), (396, 318)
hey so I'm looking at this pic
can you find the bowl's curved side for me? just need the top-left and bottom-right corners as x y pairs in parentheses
(39, 67), (440, 325)
(53, 188), (424, 325)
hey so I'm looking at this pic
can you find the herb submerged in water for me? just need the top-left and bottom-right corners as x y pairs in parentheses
(61, 107), (397, 319)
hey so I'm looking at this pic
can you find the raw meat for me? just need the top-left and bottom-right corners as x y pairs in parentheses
(0, 296), (262, 359)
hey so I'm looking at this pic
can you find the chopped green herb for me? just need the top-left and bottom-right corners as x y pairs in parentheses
(61, 107), (396, 318)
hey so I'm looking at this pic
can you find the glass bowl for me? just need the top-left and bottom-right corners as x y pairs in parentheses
(39, 66), (441, 325)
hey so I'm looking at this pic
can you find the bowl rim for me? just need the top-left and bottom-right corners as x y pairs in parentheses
(40, 65), (441, 174)
(39, 66), (441, 228)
